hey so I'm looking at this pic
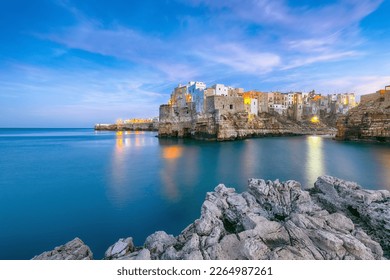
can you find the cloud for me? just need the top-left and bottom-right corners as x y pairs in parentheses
(181, 0), (382, 62)
(185, 0), (383, 34)
(41, 0), (383, 84)
(0, 63), (169, 125)
(317, 75), (390, 95)
(196, 43), (281, 73)
(45, 23), (165, 61)
(282, 51), (361, 70)
(274, 74), (390, 96)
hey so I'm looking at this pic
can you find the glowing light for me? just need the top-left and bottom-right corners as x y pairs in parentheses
(311, 116), (319, 123)
(124, 118), (153, 124)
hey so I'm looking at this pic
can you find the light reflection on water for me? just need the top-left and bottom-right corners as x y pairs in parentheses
(1, 129), (390, 260)
(162, 146), (183, 160)
(107, 131), (156, 206)
(160, 145), (183, 201)
(306, 136), (325, 184)
(239, 140), (257, 182)
(108, 131), (131, 206)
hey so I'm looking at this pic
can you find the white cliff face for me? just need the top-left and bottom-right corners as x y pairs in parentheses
(33, 176), (389, 260)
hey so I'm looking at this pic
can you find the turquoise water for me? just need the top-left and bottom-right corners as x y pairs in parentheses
(0, 128), (389, 259)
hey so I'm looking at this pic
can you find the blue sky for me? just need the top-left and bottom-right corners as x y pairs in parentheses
(1, 0), (390, 127)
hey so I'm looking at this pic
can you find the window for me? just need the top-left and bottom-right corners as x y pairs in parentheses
(223, 105), (225, 109)
(230, 104), (233, 110)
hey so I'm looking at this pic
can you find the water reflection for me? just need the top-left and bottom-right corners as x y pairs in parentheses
(107, 131), (131, 206)
(162, 146), (183, 160)
(239, 140), (257, 181)
(160, 144), (183, 201)
(108, 131), (148, 206)
(306, 136), (325, 185)
(116, 131), (124, 149)
(158, 139), (200, 201)
(375, 149), (390, 190)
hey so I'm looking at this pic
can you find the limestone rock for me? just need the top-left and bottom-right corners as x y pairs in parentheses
(32, 237), (93, 260)
(144, 231), (177, 259)
(104, 237), (134, 260)
(335, 91), (390, 142)
(33, 176), (389, 260)
(312, 175), (390, 258)
(159, 109), (335, 141)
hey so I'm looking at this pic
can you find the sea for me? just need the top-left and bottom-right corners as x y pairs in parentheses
(0, 128), (389, 259)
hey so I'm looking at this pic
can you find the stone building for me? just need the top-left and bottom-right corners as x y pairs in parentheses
(361, 86), (390, 104)
(293, 92), (303, 121)
(228, 87), (244, 97)
(169, 84), (188, 108)
(205, 95), (245, 116)
(268, 92), (287, 115)
(244, 97), (258, 116)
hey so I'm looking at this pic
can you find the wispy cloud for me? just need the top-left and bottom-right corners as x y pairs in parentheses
(181, 0), (382, 65)
(0, 62), (169, 126)
(40, 0), (383, 81)
(2, 0), (387, 127)
(316, 75), (390, 95)
(282, 51), (362, 70)
(196, 43), (281, 73)
(186, 0), (382, 34)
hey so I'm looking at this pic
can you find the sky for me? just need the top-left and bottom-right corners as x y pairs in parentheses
(1, 0), (390, 127)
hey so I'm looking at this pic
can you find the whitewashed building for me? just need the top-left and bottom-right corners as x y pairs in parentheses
(212, 84), (229, 96)
(188, 81), (207, 114)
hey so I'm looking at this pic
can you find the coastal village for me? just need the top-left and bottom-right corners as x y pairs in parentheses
(95, 82), (390, 142)
(161, 81), (357, 123)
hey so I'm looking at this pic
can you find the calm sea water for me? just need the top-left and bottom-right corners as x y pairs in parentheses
(0, 128), (389, 259)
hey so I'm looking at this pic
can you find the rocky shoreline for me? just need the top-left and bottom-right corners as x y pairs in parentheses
(335, 91), (389, 142)
(95, 122), (158, 132)
(159, 112), (336, 141)
(32, 175), (389, 260)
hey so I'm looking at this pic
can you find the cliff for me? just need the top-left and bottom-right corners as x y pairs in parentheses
(159, 112), (335, 141)
(33, 176), (389, 260)
(335, 92), (390, 142)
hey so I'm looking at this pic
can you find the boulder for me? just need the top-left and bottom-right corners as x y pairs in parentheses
(104, 237), (134, 260)
(33, 176), (389, 260)
(32, 237), (93, 260)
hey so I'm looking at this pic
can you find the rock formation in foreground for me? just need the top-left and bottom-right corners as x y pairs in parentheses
(32, 237), (93, 260)
(335, 91), (390, 142)
(33, 176), (390, 260)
